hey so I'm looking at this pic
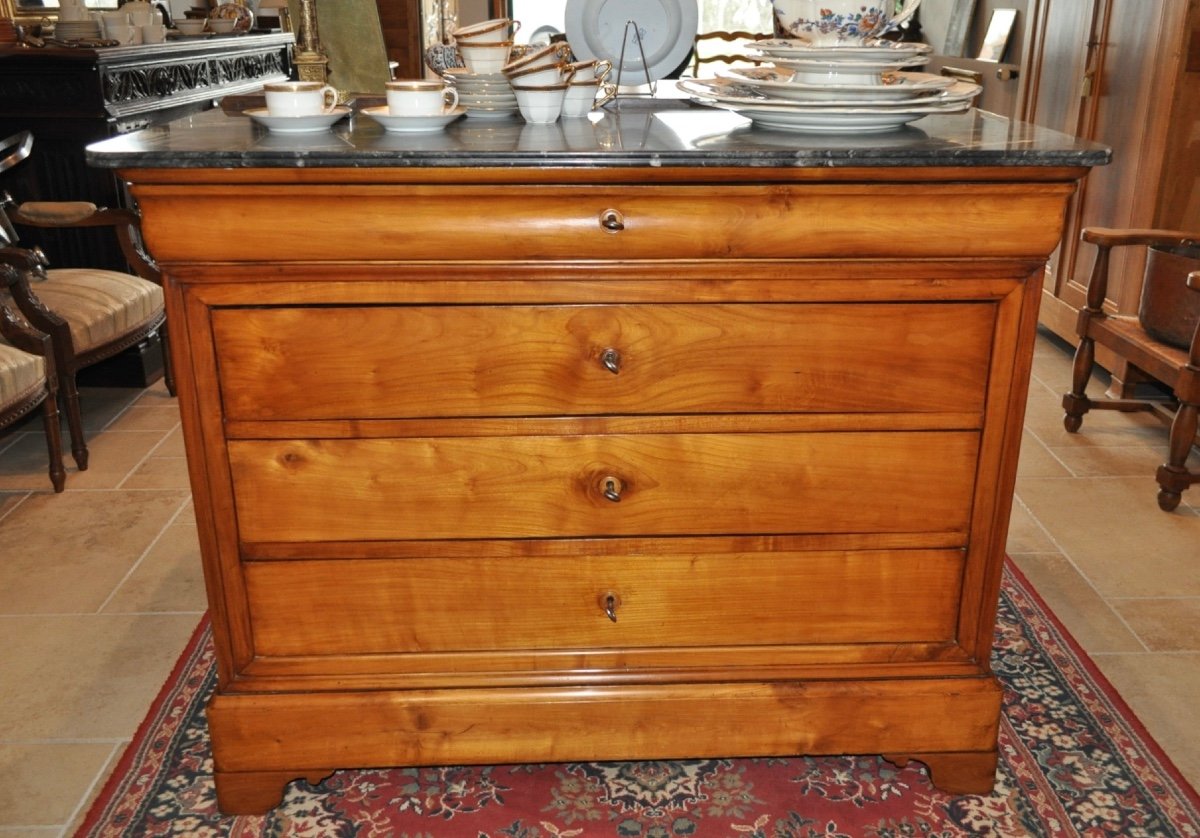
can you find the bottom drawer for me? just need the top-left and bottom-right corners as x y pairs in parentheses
(243, 549), (965, 656)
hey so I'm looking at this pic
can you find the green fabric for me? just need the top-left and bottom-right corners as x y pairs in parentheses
(289, 0), (392, 94)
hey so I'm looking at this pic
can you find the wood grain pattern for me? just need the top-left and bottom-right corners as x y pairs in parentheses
(243, 549), (965, 656)
(212, 303), (994, 420)
(227, 431), (979, 542)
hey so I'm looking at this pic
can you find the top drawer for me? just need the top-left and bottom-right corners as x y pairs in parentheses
(139, 182), (1075, 262)
(213, 302), (994, 420)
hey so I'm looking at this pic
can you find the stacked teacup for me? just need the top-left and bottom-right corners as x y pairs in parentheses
(447, 19), (521, 120)
(502, 43), (575, 124)
(561, 58), (617, 118)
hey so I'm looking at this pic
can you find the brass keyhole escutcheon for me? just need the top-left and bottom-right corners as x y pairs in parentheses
(600, 208), (625, 232)
(601, 347), (621, 374)
(602, 591), (620, 622)
(602, 476), (623, 502)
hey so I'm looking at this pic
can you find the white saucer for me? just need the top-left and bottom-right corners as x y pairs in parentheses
(246, 107), (350, 134)
(361, 105), (465, 133)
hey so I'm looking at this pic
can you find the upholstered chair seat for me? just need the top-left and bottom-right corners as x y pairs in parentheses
(11, 267), (165, 358)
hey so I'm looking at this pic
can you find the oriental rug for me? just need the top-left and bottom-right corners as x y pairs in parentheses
(77, 561), (1200, 837)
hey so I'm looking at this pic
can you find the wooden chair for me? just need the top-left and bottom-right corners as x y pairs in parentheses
(689, 30), (770, 77)
(0, 263), (66, 493)
(0, 130), (170, 473)
(1062, 228), (1200, 511)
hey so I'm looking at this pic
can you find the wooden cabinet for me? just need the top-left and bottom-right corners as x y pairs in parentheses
(106, 112), (1097, 815)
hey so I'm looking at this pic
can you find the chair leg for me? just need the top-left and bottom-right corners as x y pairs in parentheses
(1062, 335), (1096, 432)
(58, 372), (88, 471)
(1156, 399), (1199, 512)
(160, 324), (176, 397)
(39, 390), (66, 492)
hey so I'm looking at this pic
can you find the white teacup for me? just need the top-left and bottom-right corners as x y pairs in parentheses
(771, 0), (921, 45)
(566, 59), (612, 83)
(141, 22), (167, 43)
(561, 81), (617, 118)
(453, 18), (520, 44)
(505, 61), (575, 87)
(511, 83), (568, 124)
(208, 17), (237, 34)
(503, 42), (571, 75)
(385, 80), (460, 116)
(105, 22), (140, 45)
(458, 41), (513, 75)
(263, 82), (340, 117)
(174, 18), (207, 35)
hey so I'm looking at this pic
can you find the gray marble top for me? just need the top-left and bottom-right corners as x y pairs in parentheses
(87, 98), (1110, 170)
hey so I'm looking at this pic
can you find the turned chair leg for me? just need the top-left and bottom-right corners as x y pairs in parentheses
(1062, 335), (1096, 433)
(58, 371), (88, 471)
(1156, 400), (1198, 511)
(160, 324), (176, 397)
(39, 389), (66, 492)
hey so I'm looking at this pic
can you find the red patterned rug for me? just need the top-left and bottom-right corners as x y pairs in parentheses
(77, 561), (1200, 837)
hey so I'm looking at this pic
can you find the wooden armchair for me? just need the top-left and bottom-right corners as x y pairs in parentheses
(0, 129), (171, 473)
(0, 263), (66, 493)
(1062, 228), (1200, 511)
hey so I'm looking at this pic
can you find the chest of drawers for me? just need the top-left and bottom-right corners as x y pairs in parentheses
(104, 109), (1104, 814)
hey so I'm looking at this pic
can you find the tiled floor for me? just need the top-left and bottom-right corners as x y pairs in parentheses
(1, 328), (1198, 836)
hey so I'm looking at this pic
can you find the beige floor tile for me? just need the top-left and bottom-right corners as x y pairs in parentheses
(103, 523), (208, 614)
(76, 386), (144, 433)
(1008, 553), (1144, 653)
(0, 432), (69, 494)
(0, 742), (118, 828)
(1015, 477), (1200, 597)
(0, 490), (189, 614)
(0, 614), (200, 740)
(1005, 499), (1058, 554)
(1045, 441), (1197, 478)
(153, 425), (187, 458)
(1110, 598), (1200, 652)
(0, 491), (29, 521)
(176, 497), (196, 524)
(120, 456), (192, 490)
(103, 403), (181, 433)
(1015, 429), (1072, 479)
(56, 431), (171, 491)
(1091, 652), (1200, 790)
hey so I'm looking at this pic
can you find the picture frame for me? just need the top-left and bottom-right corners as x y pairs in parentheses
(942, 0), (976, 57)
(977, 7), (1018, 63)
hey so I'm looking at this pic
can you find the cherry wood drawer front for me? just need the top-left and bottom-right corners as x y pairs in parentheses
(228, 431), (978, 542)
(212, 303), (994, 421)
(138, 182), (1076, 262)
(243, 550), (965, 656)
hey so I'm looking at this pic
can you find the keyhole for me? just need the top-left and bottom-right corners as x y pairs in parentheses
(603, 476), (622, 502)
(602, 592), (620, 622)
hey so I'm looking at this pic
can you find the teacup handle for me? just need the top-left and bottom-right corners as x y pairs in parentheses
(878, 0), (921, 36)
(511, 20), (522, 36)
(593, 59), (613, 83)
(442, 87), (459, 112)
(594, 82), (617, 110)
(320, 84), (339, 113)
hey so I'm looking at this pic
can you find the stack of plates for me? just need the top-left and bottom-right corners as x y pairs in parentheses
(680, 38), (981, 133)
(442, 68), (519, 120)
(54, 19), (103, 41)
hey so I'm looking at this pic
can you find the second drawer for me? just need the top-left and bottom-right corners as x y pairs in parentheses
(228, 430), (979, 543)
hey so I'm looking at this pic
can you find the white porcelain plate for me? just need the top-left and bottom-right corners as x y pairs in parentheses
(245, 107), (350, 134)
(713, 69), (958, 103)
(565, 0), (698, 84)
(361, 105), (466, 133)
(680, 77), (980, 110)
(748, 38), (933, 61)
